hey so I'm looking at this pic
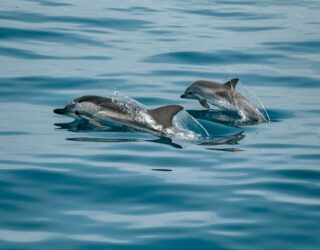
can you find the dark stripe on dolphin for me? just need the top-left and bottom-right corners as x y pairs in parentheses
(74, 95), (112, 105)
(74, 95), (128, 115)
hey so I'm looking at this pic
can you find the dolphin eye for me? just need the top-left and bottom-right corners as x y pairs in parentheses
(187, 91), (193, 94)
(75, 111), (80, 115)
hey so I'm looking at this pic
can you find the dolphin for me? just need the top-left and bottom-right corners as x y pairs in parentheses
(54, 95), (183, 135)
(180, 78), (266, 123)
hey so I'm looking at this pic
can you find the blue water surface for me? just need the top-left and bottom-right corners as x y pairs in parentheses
(0, 0), (320, 249)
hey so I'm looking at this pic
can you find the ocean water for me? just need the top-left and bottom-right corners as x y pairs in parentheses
(0, 0), (320, 249)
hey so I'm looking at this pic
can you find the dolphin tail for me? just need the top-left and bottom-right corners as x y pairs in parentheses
(147, 105), (183, 129)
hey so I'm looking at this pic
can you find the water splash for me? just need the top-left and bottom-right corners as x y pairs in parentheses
(111, 91), (210, 141)
(111, 91), (163, 132)
(236, 82), (270, 122)
(167, 110), (210, 141)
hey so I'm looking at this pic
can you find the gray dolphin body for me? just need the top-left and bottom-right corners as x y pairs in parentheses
(54, 95), (183, 134)
(181, 78), (266, 123)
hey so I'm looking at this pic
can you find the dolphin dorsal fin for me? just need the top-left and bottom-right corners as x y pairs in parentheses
(224, 78), (239, 90)
(147, 105), (183, 129)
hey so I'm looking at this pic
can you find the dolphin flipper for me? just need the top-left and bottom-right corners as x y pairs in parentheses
(199, 98), (210, 108)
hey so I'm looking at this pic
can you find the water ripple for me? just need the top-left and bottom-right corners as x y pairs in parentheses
(0, 46), (111, 60)
(177, 8), (282, 20)
(0, 10), (152, 31)
(264, 40), (320, 53)
(25, 0), (72, 7)
(145, 50), (286, 65)
(217, 26), (284, 32)
(0, 27), (105, 46)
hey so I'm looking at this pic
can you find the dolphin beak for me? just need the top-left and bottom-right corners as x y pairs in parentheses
(180, 94), (186, 99)
(54, 108), (66, 115)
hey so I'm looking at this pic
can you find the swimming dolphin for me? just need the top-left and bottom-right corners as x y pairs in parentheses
(54, 95), (183, 134)
(180, 78), (266, 123)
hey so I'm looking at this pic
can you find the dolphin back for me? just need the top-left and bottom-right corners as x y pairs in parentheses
(74, 95), (112, 105)
(148, 105), (183, 129)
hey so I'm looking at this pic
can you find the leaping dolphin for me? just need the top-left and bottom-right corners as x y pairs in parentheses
(180, 78), (266, 123)
(54, 95), (183, 135)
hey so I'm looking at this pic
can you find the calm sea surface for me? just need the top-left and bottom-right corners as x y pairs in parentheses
(0, 0), (319, 249)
